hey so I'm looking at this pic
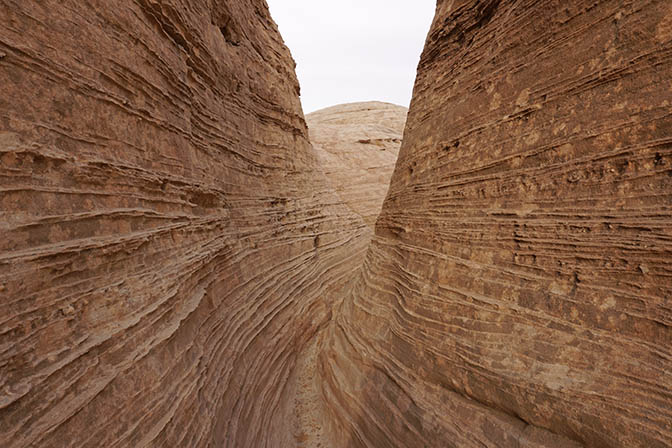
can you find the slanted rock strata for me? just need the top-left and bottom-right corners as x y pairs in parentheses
(323, 1), (672, 447)
(307, 102), (407, 229)
(0, 1), (367, 446)
(1, 1), (671, 447)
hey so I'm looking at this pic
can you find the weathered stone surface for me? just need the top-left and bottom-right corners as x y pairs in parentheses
(284, 102), (405, 448)
(323, 1), (672, 447)
(0, 1), (368, 446)
(3, 0), (672, 447)
(307, 102), (406, 229)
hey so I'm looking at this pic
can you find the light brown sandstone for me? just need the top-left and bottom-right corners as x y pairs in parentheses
(2, 1), (672, 447)
(322, 1), (672, 447)
(307, 102), (407, 229)
(0, 1), (367, 446)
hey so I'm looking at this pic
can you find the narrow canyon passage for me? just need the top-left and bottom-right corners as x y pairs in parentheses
(1, 1), (671, 447)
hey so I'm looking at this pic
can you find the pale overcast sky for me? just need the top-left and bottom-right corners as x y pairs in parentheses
(266, 0), (436, 114)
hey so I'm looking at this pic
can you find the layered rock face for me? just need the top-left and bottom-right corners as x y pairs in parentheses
(324, 1), (672, 447)
(292, 102), (405, 446)
(0, 1), (368, 447)
(307, 102), (407, 229)
(3, 1), (672, 447)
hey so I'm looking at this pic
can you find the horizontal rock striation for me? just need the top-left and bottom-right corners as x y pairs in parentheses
(307, 102), (407, 229)
(324, 0), (672, 447)
(0, 1), (368, 447)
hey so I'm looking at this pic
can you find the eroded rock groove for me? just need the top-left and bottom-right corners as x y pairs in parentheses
(1, 1), (671, 447)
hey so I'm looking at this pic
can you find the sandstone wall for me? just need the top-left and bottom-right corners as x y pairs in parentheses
(2, 1), (671, 447)
(0, 1), (368, 446)
(323, 1), (672, 446)
(307, 102), (407, 229)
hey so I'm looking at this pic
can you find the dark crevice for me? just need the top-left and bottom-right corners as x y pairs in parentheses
(475, 0), (502, 29)
(219, 25), (240, 46)
(212, 5), (241, 46)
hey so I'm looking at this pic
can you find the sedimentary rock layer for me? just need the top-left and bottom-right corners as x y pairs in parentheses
(0, 1), (368, 446)
(3, 0), (672, 447)
(307, 102), (407, 229)
(324, 1), (672, 446)
(289, 102), (405, 446)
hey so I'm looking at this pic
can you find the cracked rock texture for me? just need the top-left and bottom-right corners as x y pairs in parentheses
(322, 0), (672, 447)
(0, 1), (368, 446)
(307, 102), (407, 229)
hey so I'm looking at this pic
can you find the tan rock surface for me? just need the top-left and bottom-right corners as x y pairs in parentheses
(307, 102), (407, 228)
(0, 1), (368, 447)
(323, 1), (672, 447)
(2, 1), (672, 447)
